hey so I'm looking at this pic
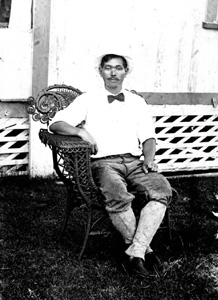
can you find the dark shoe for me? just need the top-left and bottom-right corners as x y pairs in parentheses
(114, 242), (131, 274)
(128, 257), (149, 277)
(144, 252), (161, 272)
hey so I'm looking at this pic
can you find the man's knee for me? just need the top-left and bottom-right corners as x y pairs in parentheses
(104, 191), (135, 213)
(149, 173), (172, 207)
(151, 197), (170, 207)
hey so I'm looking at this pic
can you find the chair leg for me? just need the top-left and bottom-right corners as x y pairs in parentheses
(165, 187), (178, 240)
(61, 190), (80, 235)
(61, 211), (70, 235)
(61, 199), (72, 235)
(78, 206), (93, 260)
(166, 208), (172, 240)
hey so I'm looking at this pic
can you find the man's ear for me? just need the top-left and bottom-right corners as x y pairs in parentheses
(125, 68), (129, 75)
(99, 67), (103, 77)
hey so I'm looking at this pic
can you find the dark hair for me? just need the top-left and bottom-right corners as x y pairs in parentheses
(100, 54), (128, 69)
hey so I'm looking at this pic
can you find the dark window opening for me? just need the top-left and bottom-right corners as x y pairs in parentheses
(0, 0), (12, 28)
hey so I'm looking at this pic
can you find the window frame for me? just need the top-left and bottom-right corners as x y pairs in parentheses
(203, 0), (218, 30)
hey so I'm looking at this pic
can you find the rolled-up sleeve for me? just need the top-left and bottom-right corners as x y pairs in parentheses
(49, 93), (89, 127)
(137, 99), (156, 144)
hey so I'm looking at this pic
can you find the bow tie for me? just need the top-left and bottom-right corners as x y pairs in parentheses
(107, 93), (125, 103)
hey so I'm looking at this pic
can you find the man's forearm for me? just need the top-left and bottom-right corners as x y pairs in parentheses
(49, 121), (98, 154)
(49, 121), (81, 136)
(142, 138), (156, 161)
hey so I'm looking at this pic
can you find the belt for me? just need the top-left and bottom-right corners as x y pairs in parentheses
(91, 153), (140, 162)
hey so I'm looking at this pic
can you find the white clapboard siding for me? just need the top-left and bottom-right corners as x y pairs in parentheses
(48, 0), (218, 93)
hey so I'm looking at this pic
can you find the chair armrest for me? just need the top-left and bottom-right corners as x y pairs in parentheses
(39, 128), (89, 149)
(39, 129), (99, 206)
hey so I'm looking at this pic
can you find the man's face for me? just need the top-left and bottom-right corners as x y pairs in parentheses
(99, 57), (128, 91)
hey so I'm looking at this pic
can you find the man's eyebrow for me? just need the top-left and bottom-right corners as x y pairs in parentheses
(104, 64), (124, 67)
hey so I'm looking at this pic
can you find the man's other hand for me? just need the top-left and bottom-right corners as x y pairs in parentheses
(142, 161), (158, 174)
(78, 128), (98, 155)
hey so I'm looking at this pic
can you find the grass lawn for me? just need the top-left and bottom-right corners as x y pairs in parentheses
(1, 175), (218, 299)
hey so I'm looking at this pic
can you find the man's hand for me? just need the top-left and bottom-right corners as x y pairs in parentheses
(142, 160), (158, 174)
(78, 128), (98, 155)
(142, 138), (158, 173)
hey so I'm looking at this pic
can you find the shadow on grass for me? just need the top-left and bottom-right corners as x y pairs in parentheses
(1, 175), (218, 299)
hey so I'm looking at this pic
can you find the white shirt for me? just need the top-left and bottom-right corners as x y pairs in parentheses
(50, 87), (156, 158)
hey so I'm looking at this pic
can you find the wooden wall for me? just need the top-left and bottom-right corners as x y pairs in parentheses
(48, 0), (218, 94)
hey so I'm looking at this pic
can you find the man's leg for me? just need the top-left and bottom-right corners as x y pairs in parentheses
(91, 158), (172, 275)
(91, 159), (136, 244)
(125, 201), (166, 259)
(126, 162), (172, 264)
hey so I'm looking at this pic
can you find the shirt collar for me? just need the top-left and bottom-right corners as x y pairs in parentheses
(104, 89), (125, 96)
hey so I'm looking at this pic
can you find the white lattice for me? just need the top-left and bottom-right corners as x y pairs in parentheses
(149, 105), (218, 173)
(0, 118), (29, 176)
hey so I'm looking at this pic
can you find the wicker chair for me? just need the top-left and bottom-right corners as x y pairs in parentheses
(27, 84), (173, 259)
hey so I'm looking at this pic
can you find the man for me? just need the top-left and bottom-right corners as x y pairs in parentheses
(49, 53), (172, 277)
